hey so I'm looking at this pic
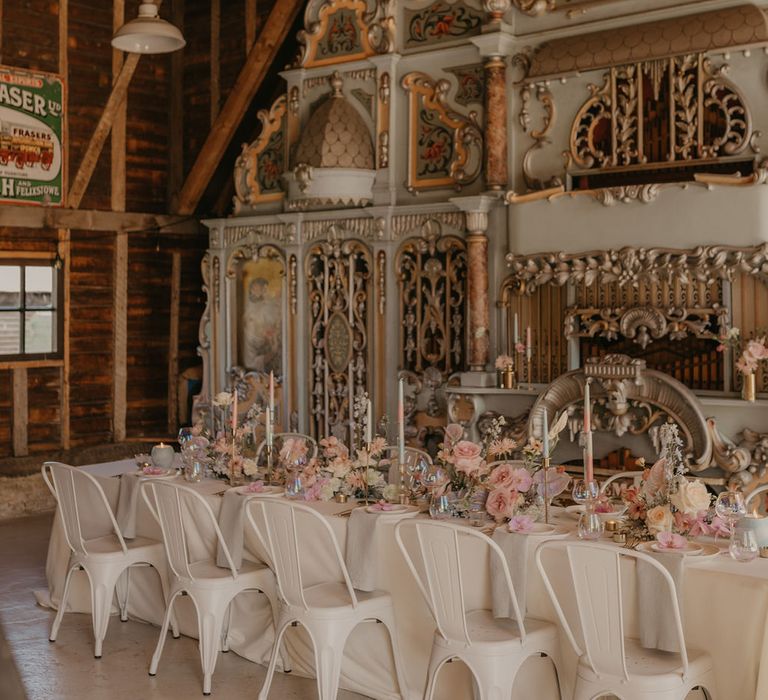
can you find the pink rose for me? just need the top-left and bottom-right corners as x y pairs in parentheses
(747, 338), (768, 360)
(507, 515), (535, 533)
(444, 423), (464, 445)
(488, 463), (515, 488)
(452, 440), (485, 476)
(485, 486), (518, 522)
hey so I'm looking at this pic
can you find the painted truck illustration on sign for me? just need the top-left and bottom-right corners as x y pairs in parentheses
(0, 117), (54, 170)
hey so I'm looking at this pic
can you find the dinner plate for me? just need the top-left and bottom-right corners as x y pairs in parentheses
(365, 504), (417, 515)
(234, 485), (284, 497)
(505, 523), (570, 537)
(637, 541), (703, 556)
(136, 469), (177, 479)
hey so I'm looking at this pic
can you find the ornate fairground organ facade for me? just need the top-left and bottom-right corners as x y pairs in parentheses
(201, 0), (768, 491)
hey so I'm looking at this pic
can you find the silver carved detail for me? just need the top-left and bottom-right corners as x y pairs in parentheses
(289, 255), (298, 315)
(378, 131), (389, 168)
(293, 163), (314, 193)
(506, 243), (768, 294)
(522, 83), (563, 191)
(564, 305), (728, 349)
(377, 250), (386, 316)
(391, 211), (466, 239)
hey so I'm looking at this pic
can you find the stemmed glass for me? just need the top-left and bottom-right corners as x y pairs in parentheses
(730, 525), (759, 562)
(715, 490), (746, 534)
(285, 453), (306, 499)
(572, 478), (599, 505)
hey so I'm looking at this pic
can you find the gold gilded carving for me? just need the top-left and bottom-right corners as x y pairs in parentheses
(289, 255), (298, 315)
(377, 250), (385, 315)
(233, 95), (287, 212)
(325, 312), (353, 372)
(506, 244), (768, 294)
(564, 305), (728, 350)
(397, 222), (468, 376)
(226, 242), (284, 279)
(566, 54), (756, 174)
(521, 83), (561, 191)
(401, 71), (483, 193)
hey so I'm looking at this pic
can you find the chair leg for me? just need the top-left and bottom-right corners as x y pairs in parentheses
(195, 592), (231, 696)
(222, 603), (232, 652)
(149, 556), (179, 639)
(465, 654), (524, 700)
(49, 563), (79, 642)
(257, 615), (293, 700)
(86, 565), (123, 659)
(116, 567), (131, 622)
(424, 645), (454, 700)
(308, 621), (355, 700)
(376, 608), (408, 698)
(262, 587), (291, 673)
(149, 589), (182, 677)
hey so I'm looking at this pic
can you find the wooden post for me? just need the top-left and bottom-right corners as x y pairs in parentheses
(12, 368), (28, 457)
(168, 0), (184, 209)
(245, 0), (257, 52)
(113, 233), (128, 441)
(210, 0), (220, 124)
(174, 0), (304, 215)
(167, 253), (181, 434)
(112, 0), (126, 213)
(59, 0), (71, 450)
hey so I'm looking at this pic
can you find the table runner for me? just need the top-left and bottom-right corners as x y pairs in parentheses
(637, 551), (686, 653)
(490, 529), (528, 623)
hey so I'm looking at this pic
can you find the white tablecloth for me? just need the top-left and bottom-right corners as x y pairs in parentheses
(37, 460), (768, 700)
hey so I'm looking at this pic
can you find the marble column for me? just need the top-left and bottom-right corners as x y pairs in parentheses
(484, 55), (508, 190)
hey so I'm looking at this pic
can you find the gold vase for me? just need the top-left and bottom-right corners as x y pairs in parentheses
(498, 367), (515, 389)
(742, 372), (757, 402)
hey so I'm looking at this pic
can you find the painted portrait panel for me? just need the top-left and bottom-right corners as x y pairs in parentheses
(238, 256), (284, 375)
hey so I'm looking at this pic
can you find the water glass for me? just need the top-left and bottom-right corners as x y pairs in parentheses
(577, 511), (605, 540)
(729, 526), (758, 562)
(183, 456), (204, 483)
(572, 478), (599, 505)
(429, 493), (454, 520)
(285, 470), (304, 499)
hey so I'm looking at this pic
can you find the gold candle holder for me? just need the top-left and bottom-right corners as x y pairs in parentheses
(605, 520), (620, 533)
(399, 459), (409, 505)
(759, 546), (768, 559)
(527, 357), (533, 390)
(334, 493), (348, 504)
(612, 532), (627, 545)
(265, 443), (273, 486)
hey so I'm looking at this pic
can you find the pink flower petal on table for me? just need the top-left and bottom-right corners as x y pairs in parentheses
(507, 515), (535, 533)
(656, 531), (687, 549)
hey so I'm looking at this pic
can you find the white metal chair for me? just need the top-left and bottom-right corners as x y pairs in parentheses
(535, 540), (717, 700)
(394, 519), (565, 700)
(42, 461), (172, 659)
(246, 499), (408, 700)
(141, 480), (285, 696)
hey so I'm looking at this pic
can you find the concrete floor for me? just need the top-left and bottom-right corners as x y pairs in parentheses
(0, 513), (367, 700)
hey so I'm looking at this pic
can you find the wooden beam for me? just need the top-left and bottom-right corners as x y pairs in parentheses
(168, 0), (184, 209)
(245, 0), (257, 52)
(112, 0), (126, 214)
(12, 367), (28, 457)
(167, 252), (181, 433)
(0, 203), (201, 234)
(58, 229), (71, 449)
(113, 232), (128, 442)
(174, 0), (303, 215)
(210, 0), (220, 124)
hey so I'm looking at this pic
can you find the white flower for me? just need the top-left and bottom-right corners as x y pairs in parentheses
(670, 480), (711, 515)
(242, 458), (259, 476)
(319, 482), (335, 501)
(328, 457), (353, 479)
(329, 477), (342, 493)
(383, 484), (399, 502)
(646, 505), (673, 534)
(365, 468), (385, 487)
(213, 391), (233, 407)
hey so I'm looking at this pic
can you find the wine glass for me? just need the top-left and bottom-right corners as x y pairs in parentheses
(715, 490), (746, 535)
(729, 525), (758, 562)
(285, 454), (307, 499)
(577, 511), (605, 540)
(178, 426), (194, 449)
(572, 478), (599, 506)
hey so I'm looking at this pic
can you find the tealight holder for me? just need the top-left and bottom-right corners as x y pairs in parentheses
(612, 532), (627, 545)
(335, 493), (348, 504)
(759, 546), (768, 559)
(605, 520), (620, 532)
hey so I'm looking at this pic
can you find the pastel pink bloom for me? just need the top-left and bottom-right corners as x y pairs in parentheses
(303, 482), (322, 501)
(594, 500), (614, 514)
(369, 500), (397, 512)
(344, 471), (364, 490)
(641, 458), (667, 497)
(369, 436), (387, 456)
(452, 440), (485, 476)
(488, 438), (518, 458)
(191, 423), (203, 436)
(709, 515), (731, 538)
(279, 437), (307, 463)
(737, 354), (758, 375)
(507, 515), (535, 533)
(686, 511), (712, 537)
(244, 480), (265, 493)
(532, 468), (570, 498)
(514, 342), (526, 354)
(747, 338), (768, 360)
(444, 423), (464, 445)
(488, 463), (516, 489)
(485, 486), (518, 522)
(655, 531), (688, 549)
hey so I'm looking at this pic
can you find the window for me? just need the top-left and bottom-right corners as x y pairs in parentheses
(0, 260), (62, 361)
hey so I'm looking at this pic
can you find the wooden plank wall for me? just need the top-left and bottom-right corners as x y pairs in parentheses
(0, 0), (255, 459)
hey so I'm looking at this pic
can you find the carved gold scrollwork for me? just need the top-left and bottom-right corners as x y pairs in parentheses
(402, 71), (483, 193)
(567, 54), (756, 174)
(306, 237), (372, 442)
(397, 221), (468, 376)
(226, 242), (284, 279)
(564, 304), (728, 349)
(506, 243), (768, 294)
(521, 83), (562, 191)
(233, 95), (287, 212)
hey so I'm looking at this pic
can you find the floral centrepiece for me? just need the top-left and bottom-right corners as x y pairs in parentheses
(621, 423), (725, 542)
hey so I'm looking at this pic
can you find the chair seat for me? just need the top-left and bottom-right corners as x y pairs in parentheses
(294, 582), (392, 618)
(577, 638), (714, 689)
(434, 609), (558, 651)
(79, 534), (164, 559)
(178, 558), (271, 586)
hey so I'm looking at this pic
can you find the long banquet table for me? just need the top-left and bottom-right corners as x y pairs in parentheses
(37, 460), (768, 699)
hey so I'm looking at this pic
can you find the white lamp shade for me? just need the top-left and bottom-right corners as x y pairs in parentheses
(111, 3), (186, 54)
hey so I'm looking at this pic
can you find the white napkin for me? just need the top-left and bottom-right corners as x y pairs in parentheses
(636, 551), (686, 653)
(115, 472), (143, 539)
(491, 528), (528, 623)
(216, 489), (247, 570)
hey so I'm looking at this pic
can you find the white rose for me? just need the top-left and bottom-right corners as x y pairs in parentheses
(383, 484), (399, 502)
(242, 458), (259, 476)
(319, 483), (335, 501)
(213, 391), (233, 407)
(646, 505), (673, 534)
(670, 480), (711, 515)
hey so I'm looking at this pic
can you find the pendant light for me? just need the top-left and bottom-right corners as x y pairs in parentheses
(111, 3), (186, 54)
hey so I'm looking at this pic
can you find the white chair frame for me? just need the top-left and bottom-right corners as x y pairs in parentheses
(246, 499), (408, 700)
(535, 540), (717, 700)
(395, 519), (564, 700)
(599, 470), (645, 495)
(42, 461), (172, 659)
(141, 480), (286, 696)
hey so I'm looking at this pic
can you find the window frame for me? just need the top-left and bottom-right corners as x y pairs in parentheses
(0, 257), (64, 363)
